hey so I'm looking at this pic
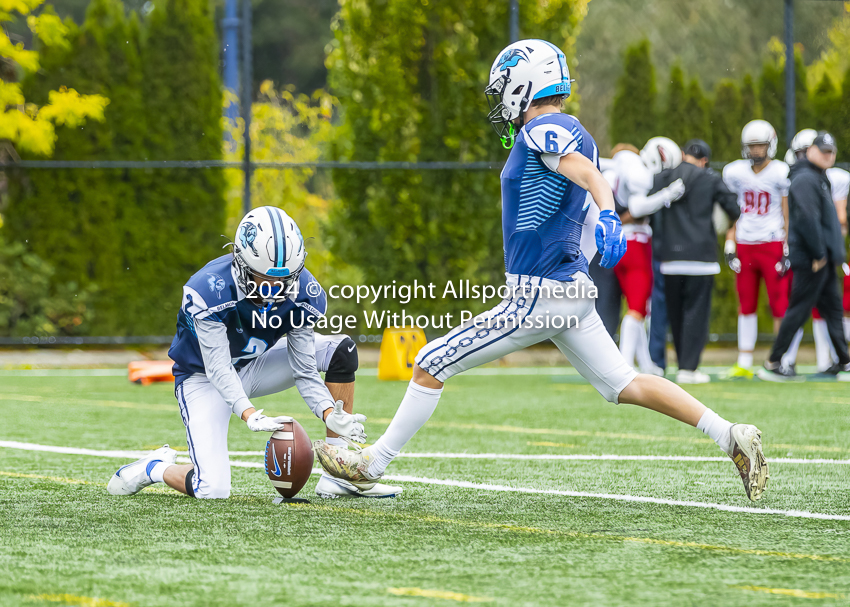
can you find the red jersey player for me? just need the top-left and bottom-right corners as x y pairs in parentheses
(722, 120), (791, 378)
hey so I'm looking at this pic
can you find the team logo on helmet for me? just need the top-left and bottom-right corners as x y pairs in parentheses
(206, 273), (226, 299)
(498, 48), (528, 71)
(238, 222), (258, 256)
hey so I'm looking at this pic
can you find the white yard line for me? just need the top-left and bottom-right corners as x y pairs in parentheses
(2, 441), (848, 466)
(2, 440), (850, 521)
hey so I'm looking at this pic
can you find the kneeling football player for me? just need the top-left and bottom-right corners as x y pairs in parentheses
(107, 206), (402, 499)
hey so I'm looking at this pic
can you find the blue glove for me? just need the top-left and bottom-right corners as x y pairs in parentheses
(595, 209), (626, 269)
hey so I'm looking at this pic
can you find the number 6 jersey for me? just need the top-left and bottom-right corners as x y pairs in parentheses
(722, 159), (790, 244)
(500, 112), (600, 281)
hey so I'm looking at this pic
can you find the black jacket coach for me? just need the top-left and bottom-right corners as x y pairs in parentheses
(649, 162), (740, 263)
(787, 158), (845, 269)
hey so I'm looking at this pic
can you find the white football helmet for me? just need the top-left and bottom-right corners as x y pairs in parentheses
(786, 128), (818, 165)
(485, 39), (573, 148)
(741, 119), (777, 164)
(640, 137), (682, 175)
(231, 206), (306, 304)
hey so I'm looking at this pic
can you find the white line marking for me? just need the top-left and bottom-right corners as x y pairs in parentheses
(3, 441), (848, 466)
(226, 450), (850, 466)
(3, 440), (850, 521)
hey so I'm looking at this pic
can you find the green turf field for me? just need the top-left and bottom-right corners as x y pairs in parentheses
(1, 370), (849, 606)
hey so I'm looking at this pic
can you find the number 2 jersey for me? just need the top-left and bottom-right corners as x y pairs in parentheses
(167, 254), (333, 418)
(722, 159), (790, 244)
(501, 112), (600, 281)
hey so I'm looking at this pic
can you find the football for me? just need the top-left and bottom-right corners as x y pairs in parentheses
(264, 419), (314, 498)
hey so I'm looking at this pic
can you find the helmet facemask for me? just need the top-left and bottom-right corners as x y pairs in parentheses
(485, 75), (519, 149)
(744, 143), (769, 167)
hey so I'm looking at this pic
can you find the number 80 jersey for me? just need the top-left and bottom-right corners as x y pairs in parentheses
(500, 113), (599, 281)
(722, 159), (790, 244)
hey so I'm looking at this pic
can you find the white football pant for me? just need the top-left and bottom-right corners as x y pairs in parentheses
(416, 272), (638, 403)
(175, 333), (348, 499)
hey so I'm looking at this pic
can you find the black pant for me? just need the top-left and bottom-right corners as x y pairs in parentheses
(589, 255), (621, 338)
(769, 263), (850, 365)
(664, 274), (714, 371)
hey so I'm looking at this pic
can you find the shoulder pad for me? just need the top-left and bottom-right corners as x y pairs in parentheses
(184, 255), (238, 320)
(294, 269), (327, 319)
(523, 114), (584, 156)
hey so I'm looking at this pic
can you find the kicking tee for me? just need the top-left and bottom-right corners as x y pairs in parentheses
(501, 112), (600, 281)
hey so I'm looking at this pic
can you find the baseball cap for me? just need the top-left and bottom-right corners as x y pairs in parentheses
(813, 131), (837, 154)
(683, 139), (711, 160)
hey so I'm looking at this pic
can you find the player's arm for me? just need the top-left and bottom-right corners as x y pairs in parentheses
(195, 318), (288, 432)
(835, 197), (847, 236)
(556, 153), (624, 268)
(286, 325), (367, 442)
(782, 196), (790, 239)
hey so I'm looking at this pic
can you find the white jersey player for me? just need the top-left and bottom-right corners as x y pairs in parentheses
(313, 39), (769, 502)
(597, 143), (683, 373)
(722, 120), (791, 378)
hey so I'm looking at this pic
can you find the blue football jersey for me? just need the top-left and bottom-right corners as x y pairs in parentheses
(168, 254), (327, 386)
(501, 113), (599, 281)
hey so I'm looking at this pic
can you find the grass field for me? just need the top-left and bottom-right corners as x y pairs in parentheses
(1, 369), (849, 606)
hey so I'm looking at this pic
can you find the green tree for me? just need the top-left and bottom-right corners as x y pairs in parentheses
(839, 65), (850, 162)
(810, 73), (839, 135)
(758, 47), (784, 144)
(611, 39), (656, 148)
(328, 0), (589, 322)
(662, 64), (687, 146)
(0, 0), (108, 157)
(740, 73), (760, 123)
(682, 77), (709, 143)
(710, 80), (742, 162)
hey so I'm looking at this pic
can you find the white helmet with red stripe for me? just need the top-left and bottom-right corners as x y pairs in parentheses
(232, 206), (306, 303)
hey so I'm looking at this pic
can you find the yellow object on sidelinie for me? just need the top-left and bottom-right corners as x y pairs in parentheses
(377, 327), (427, 381)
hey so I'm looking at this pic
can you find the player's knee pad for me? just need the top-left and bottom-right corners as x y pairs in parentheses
(184, 469), (195, 498)
(326, 336), (358, 383)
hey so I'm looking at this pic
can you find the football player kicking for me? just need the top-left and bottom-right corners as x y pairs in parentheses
(314, 40), (769, 501)
(107, 206), (402, 499)
(722, 121), (794, 379)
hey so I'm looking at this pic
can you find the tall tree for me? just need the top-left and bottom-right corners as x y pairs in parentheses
(710, 80), (742, 162)
(682, 77), (709, 143)
(810, 73), (839, 136)
(662, 64), (687, 146)
(328, 0), (590, 320)
(740, 74), (761, 123)
(610, 39), (656, 149)
(839, 66), (850, 163)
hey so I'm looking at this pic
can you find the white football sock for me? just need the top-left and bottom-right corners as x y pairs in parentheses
(148, 461), (172, 484)
(619, 315), (640, 369)
(696, 408), (734, 455)
(782, 328), (804, 368)
(844, 317), (850, 343)
(633, 317), (655, 372)
(368, 380), (443, 478)
(813, 319), (836, 371)
(737, 314), (757, 367)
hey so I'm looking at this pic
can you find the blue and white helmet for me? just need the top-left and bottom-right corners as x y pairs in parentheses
(231, 206), (306, 303)
(485, 39), (573, 148)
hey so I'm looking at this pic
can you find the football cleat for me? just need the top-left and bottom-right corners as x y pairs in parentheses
(729, 424), (769, 501)
(107, 444), (177, 496)
(315, 474), (403, 499)
(757, 362), (804, 382)
(724, 364), (754, 380)
(676, 369), (711, 384)
(312, 439), (381, 484)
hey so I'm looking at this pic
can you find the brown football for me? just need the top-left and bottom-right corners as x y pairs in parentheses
(264, 419), (314, 498)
